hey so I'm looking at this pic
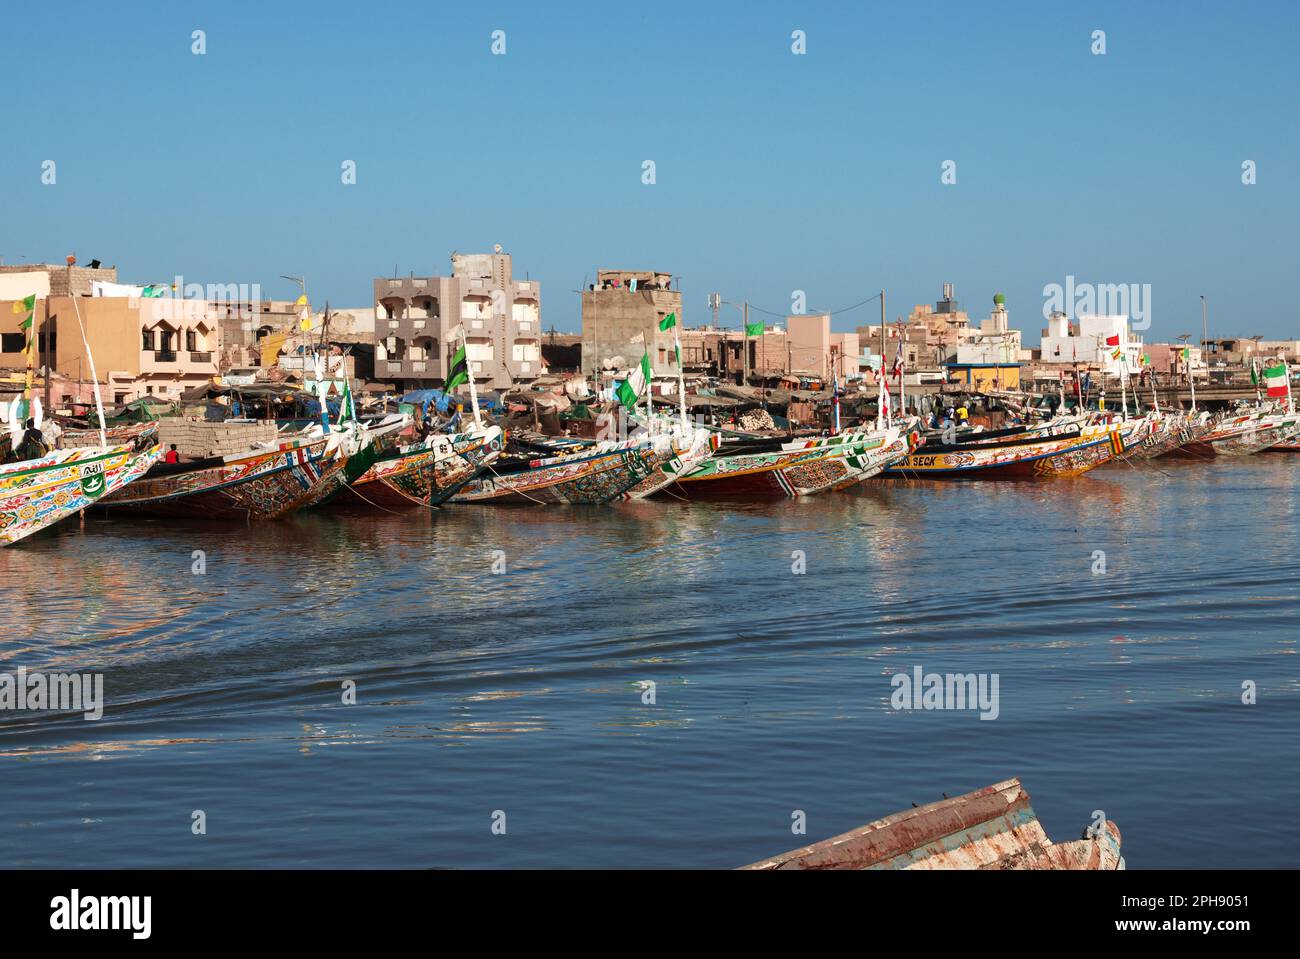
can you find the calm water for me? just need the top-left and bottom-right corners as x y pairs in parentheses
(2, 456), (1298, 869)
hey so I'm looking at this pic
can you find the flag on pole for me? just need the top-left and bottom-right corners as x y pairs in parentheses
(445, 344), (470, 391)
(1264, 362), (1289, 398)
(891, 337), (904, 379)
(658, 312), (677, 331)
(337, 379), (356, 424)
(745, 321), (763, 337)
(616, 352), (652, 410)
(1105, 334), (1120, 346)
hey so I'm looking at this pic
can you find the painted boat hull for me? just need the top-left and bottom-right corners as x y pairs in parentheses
(333, 427), (504, 511)
(621, 427), (718, 500)
(740, 777), (1122, 870)
(884, 427), (1123, 479)
(665, 443), (847, 500)
(1164, 412), (1300, 457)
(451, 440), (670, 505)
(2, 438), (161, 546)
(98, 434), (354, 521)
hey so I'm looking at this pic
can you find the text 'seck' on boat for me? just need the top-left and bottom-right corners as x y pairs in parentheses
(739, 778), (1123, 870)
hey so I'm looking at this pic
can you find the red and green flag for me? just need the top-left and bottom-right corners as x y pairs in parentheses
(1264, 362), (1289, 398)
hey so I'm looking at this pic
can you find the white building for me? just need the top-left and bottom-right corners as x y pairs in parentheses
(1039, 313), (1144, 376)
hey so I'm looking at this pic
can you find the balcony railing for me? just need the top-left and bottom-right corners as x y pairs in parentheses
(154, 350), (178, 363)
(189, 351), (212, 363)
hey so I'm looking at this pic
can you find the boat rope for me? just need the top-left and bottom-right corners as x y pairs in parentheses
(484, 462), (552, 505)
(342, 478), (417, 514)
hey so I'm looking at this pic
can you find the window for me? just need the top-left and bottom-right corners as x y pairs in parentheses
(186, 331), (197, 352)
(142, 329), (154, 350)
(1, 333), (23, 353)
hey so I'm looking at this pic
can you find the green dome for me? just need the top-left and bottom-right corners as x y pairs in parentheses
(993, 292), (1006, 305)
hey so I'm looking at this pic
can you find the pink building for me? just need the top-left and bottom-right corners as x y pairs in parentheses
(787, 314), (861, 381)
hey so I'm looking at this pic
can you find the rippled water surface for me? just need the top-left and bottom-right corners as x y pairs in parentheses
(2, 456), (1298, 868)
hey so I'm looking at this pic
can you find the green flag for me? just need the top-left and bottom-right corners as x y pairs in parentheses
(1250, 362), (1258, 385)
(338, 379), (355, 424)
(658, 312), (677, 331)
(445, 344), (469, 392)
(616, 352), (652, 410)
(745, 321), (763, 337)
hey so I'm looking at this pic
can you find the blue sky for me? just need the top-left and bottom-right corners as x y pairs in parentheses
(3, 0), (1297, 343)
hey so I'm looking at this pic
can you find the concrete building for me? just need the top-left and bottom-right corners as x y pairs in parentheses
(581, 269), (681, 377)
(787, 314), (861, 382)
(1145, 343), (1206, 380)
(1, 291), (220, 405)
(373, 249), (542, 391)
(1039, 312), (1144, 377)
(0, 260), (120, 297)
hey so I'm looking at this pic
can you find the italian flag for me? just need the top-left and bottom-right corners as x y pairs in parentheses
(616, 352), (651, 410)
(1264, 361), (1289, 398)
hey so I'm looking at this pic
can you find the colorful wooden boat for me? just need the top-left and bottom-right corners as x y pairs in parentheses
(1122, 411), (1208, 460)
(1163, 408), (1300, 457)
(660, 427), (915, 500)
(829, 427), (920, 491)
(620, 422), (719, 500)
(740, 778), (1123, 870)
(330, 424), (504, 511)
(296, 416), (411, 511)
(1, 429), (161, 546)
(885, 421), (1124, 479)
(451, 435), (673, 505)
(98, 429), (358, 521)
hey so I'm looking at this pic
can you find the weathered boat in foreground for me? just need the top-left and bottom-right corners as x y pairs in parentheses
(740, 777), (1123, 870)
(2, 426), (161, 546)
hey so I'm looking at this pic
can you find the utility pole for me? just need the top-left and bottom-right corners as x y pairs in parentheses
(42, 294), (52, 411)
(742, 301), (749, 388)
(1200, 295), (1209, 381)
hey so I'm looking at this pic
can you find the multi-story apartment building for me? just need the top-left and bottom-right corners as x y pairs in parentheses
(373, 250), (542, 391)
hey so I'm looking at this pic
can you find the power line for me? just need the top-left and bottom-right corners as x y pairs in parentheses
(744, 292), (883, 320)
